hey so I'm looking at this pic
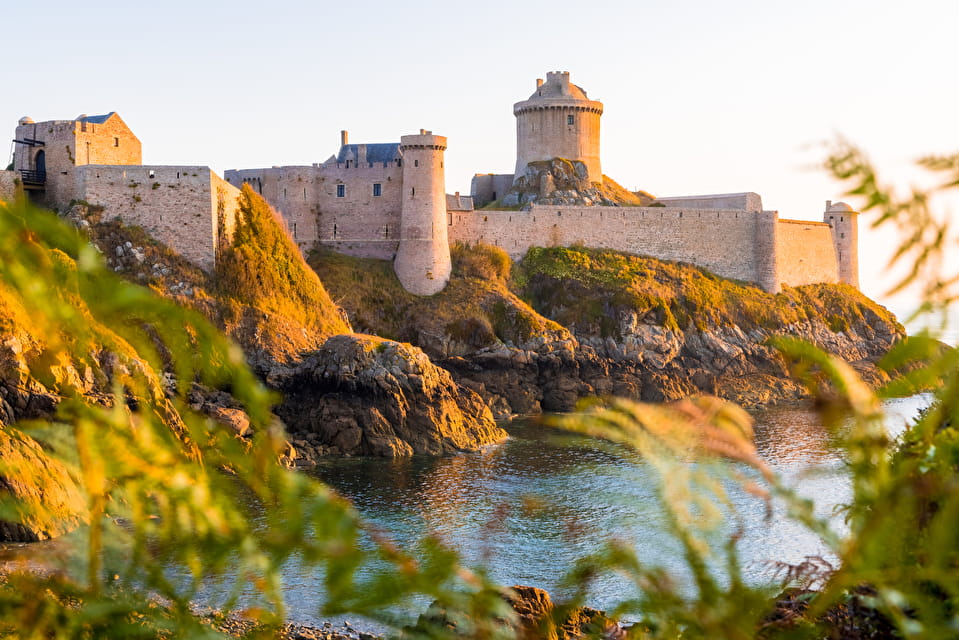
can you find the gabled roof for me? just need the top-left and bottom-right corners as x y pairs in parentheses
(77, 112), (115, 124)
(336, 143), (401, 165)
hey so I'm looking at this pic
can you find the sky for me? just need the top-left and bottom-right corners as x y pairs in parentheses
(4, 0), (957, 313)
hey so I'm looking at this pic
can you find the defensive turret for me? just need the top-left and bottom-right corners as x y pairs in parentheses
(823, 200), (860, 288)
(393, 130), (451, 295)
(513, 71), (604, 184)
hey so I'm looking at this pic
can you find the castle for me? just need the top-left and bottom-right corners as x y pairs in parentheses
(2, 71), (858, 295)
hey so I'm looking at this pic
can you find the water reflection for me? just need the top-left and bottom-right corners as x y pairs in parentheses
(0, 395), (933, 629)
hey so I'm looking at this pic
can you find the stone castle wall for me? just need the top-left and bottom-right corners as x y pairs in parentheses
(14, 116), (140, 210)
(776, 219), (838, 287)
(76, 165), (240, 270)
(470, 173), (514, 207)
(226, 161), (405, 259)
(654, 192), (763, 212)
(450, 204), (843, 291)
(0, 171), (18, 202)
(450, 204), (768, 284)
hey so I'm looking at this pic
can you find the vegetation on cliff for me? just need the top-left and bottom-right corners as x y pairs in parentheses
(515, 245), (901, 336)
(214, 185), (350, 341)
(0, 140), (957, 638)
(309, 242), (569, 357)
(0, 197), (513, 637)
(80, 184), (351, 367)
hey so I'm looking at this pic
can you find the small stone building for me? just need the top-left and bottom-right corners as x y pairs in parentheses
(9, 113), (240, 270)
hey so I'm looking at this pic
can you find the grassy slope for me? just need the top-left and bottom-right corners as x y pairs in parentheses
(514, 245), (901, 337)
(85, 184), (350, 366)
(309, 243), (569, 354)
(215, 185), (349, 339)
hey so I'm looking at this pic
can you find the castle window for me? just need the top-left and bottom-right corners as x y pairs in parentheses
(567, 115), (575, 125)
(414, 160), (419, 167)
(114, 137), (119, 147)
(410, 187), (415, 197)
(149, 170), (155, 179)
(397, 159), (402, 167)
(336, 184), (345, 198)
(373, 183), (382, 197)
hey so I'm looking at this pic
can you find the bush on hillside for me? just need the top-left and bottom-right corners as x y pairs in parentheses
(215, 184), (349, 338)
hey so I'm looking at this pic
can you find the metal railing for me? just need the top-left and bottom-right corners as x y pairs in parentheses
(18, 170), (46, 185)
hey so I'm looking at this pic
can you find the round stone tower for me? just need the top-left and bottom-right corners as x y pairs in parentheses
(513, 71), (604, 184)
(823, 200), (860, 288)
(394, 130), (451, 295)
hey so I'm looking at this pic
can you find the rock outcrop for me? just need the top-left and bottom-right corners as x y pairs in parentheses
(275, 334), (507, 458)
(501, 158), (649, 208)
(408, 584), (622, 640)
(314, 244), (905, 418)
(0, 427), (87, 542)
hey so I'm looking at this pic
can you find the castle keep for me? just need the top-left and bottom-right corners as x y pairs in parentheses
(2, 71), (858, 295)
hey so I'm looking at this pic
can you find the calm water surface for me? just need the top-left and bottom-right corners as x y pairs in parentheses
(0, 395), (931, 630)
(282, 394), (930, 627)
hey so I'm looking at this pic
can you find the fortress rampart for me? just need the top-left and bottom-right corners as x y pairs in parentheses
(449, 203), (847, 291)
(775, 219), (838, 288)
(75, 165), (240, 270)
(0, 171), (17, 202)
(449, 204), (768, 284)
(8, 71), (858, 297)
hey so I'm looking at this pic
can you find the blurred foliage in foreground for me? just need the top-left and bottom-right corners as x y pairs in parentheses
(0, 140), (956, 639)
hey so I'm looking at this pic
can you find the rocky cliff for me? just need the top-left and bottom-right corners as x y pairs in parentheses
(274, 334), (506, 458)
(314, 244), (904, 417)
(497, 158), (653, 208)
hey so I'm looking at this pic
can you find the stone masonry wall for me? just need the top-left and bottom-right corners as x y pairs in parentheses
(654, 192), (763, 212)
(449, 204), (765, 284)
(315, 162), (403, 259)
(76, 165), (239, 270)
(470, 173), (514, 207)
(228, 161), (405, 260)
(0, 171), (18, 202)
(226, 166), (319, 253)
(776, 219), (838, 287)
(14, 116), (140, 211)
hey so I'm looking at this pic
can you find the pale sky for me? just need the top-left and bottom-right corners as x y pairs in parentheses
(4, 0), (957, 311)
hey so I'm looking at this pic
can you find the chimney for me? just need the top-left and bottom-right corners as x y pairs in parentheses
(826, 200), (832, 209)
(340, 130), (349, 146)
(536, 78), (544, 88)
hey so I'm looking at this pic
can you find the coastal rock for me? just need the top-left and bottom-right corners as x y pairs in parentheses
(276, 334), (507, 457)
(0, 427), (87, 542)
(409, 584), (621, 640)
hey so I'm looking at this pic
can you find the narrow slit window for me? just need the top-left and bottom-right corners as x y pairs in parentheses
(414, 159), (419, 167)
(114, 137), (120, 147)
